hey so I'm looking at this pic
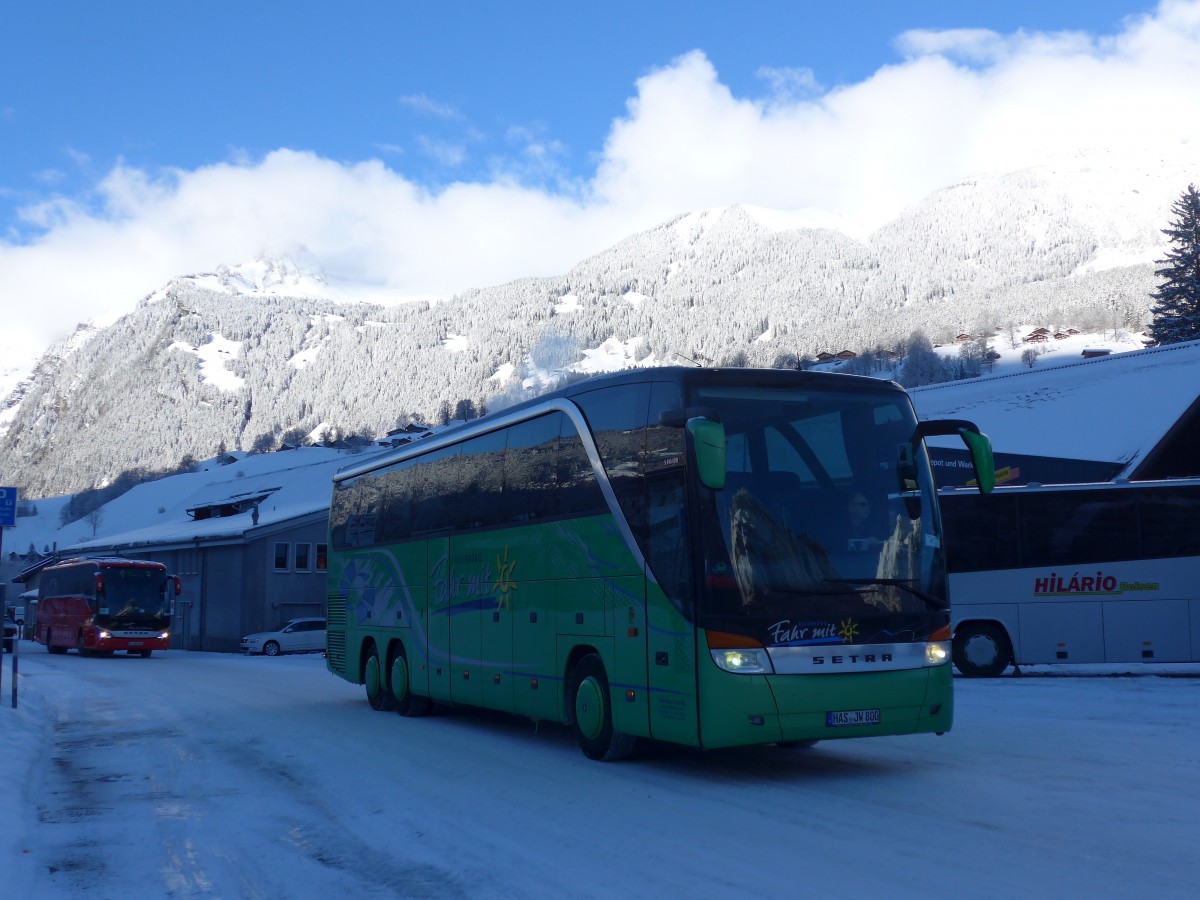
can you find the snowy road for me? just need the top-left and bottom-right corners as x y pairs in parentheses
(3, 646), (1198, 898)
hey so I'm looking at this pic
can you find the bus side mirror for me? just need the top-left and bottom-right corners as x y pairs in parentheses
(173, 576), (183, 596)
(687, 418), (727, 491)
(916, 418), (995, 494)
(958, 428), (995, 494)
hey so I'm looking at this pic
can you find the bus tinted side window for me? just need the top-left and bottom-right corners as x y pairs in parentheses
(375, 459), (418, 543)
(645, 381), (690, 605)
(457, 432), (507, 531)
(411, 445), (462, 534)
(503, 414), (560, 524)
(558, 416), (608, 519)
(943, 493), (1020, 573)
(574, 383), (652, 538)
(1020, 491), (1139, 568)
(1139, 487), (1200, 559)
(331, 474), (384, 549)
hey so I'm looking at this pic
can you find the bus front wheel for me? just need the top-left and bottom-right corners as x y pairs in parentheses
(389, 644), (431, 717)
(364, 644), (395, 712)
(953, 622), (1012, 677)
(570, 654), (636, 761)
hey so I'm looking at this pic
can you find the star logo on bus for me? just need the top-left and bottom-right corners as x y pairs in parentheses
(838, 619), (859, 643)
(493, 547), (517, 611)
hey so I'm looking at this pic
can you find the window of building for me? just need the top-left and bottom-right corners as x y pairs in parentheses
(294, 543), (311, 572)
(315, 543), (328, 571)
(273, 543), (290, 572)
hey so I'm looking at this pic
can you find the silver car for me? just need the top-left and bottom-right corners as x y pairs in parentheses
(240, 617), (326, 656)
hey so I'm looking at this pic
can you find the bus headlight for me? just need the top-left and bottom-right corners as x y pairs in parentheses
(159, 632), (170, 640)
(97, 630), (111, 640)
(925, 641), (951, 666)
(711, 648), (774, 674)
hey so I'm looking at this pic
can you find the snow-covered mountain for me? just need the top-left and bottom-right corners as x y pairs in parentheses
(1, 151), (1194, 498)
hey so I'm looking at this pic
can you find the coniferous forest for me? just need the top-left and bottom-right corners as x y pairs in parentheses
(0, 161), (1181, 498)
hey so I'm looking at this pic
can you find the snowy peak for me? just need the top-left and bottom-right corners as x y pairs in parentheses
(142, 252), (330, 307)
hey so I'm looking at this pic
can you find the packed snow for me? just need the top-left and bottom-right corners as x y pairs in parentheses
(0, 647), (1196, 897)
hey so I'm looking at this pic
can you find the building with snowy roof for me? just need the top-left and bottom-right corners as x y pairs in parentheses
(911, 339), (1200, 486)
(15, 447), (378, 652)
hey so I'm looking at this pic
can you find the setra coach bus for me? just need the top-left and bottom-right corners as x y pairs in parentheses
(325, 367), (994, 760)
(35, 557), (180, 657)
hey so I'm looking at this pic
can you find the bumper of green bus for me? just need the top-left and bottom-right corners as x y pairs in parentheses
(697, 661), (954, 749)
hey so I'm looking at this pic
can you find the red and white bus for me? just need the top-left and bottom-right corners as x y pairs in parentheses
(35, 557), (181, 657)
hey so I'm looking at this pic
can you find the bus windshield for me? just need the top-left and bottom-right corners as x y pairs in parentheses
(692, 383), (946, 626)
(98, 568), (171, 622)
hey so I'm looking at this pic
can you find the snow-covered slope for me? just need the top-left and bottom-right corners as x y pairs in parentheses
(2, 148), (1195, 497)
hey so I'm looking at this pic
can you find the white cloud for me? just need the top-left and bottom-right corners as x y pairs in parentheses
(756, 65), (822, 100)
(398, 93), (463, 120)
(415, 135), (468, 167)
(4, 1), (1200, 363)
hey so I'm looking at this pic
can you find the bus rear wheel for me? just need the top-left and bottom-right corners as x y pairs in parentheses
(364, 644), (395, 711)
(570, 654), (636, 761)
(389, 645), (431, 717)
(953, 622), (1012, 677)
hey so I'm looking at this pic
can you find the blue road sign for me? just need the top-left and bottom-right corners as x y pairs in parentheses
(0, 486), (17, 527)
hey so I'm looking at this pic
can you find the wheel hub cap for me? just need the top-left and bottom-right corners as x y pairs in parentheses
(576, 676), (604, 740)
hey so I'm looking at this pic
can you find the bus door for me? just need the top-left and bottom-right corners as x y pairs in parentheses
(448, 541), (484, 708)
(608, 575), (651, 738)
(427, 534), (453, 702)
(645, 589), (699, 745)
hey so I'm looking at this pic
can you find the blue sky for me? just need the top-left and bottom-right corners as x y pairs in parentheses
(2, 0), (1198, 369)
(2, 0), (1149, 231)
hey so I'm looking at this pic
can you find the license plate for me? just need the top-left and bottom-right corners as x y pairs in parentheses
(128, 641), (143, 647)
(826, 708), (881, 727)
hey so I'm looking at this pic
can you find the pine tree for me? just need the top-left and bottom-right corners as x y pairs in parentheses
(1149, 184), (1200, 345)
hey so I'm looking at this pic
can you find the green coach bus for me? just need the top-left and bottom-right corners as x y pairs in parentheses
(326, 367), (993, 760)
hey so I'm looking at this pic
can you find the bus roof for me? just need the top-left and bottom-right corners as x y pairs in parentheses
(43, 556), (168, 571)
(939, 476), (1200, 496)
(335, 366), (908, 483)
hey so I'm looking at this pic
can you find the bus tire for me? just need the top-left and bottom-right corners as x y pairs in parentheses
(76, 633), (91, 657)
(138, 650), (153, 658)
(953, 622), (1012, 677)
(570, 654), (636, 761)
(364, 644), (395, 711)
(389, 645), (431, 717)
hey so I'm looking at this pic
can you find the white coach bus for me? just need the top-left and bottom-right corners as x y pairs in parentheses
(939, 478), (1200, 676)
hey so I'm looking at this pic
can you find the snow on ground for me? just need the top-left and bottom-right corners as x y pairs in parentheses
(574, 336), (650, 373)
(441, 334), (470, 353)
(553, 294), (581, 314)
(168, 334), (245, 392)
(0, 647), (1196, 898)
(489, 363), (516, 382)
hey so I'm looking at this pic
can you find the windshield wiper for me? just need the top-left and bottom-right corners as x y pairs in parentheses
(822, 578), (947, 610)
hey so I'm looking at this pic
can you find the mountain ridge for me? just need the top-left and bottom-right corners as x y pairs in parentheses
(2, 153), (1192, 498)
